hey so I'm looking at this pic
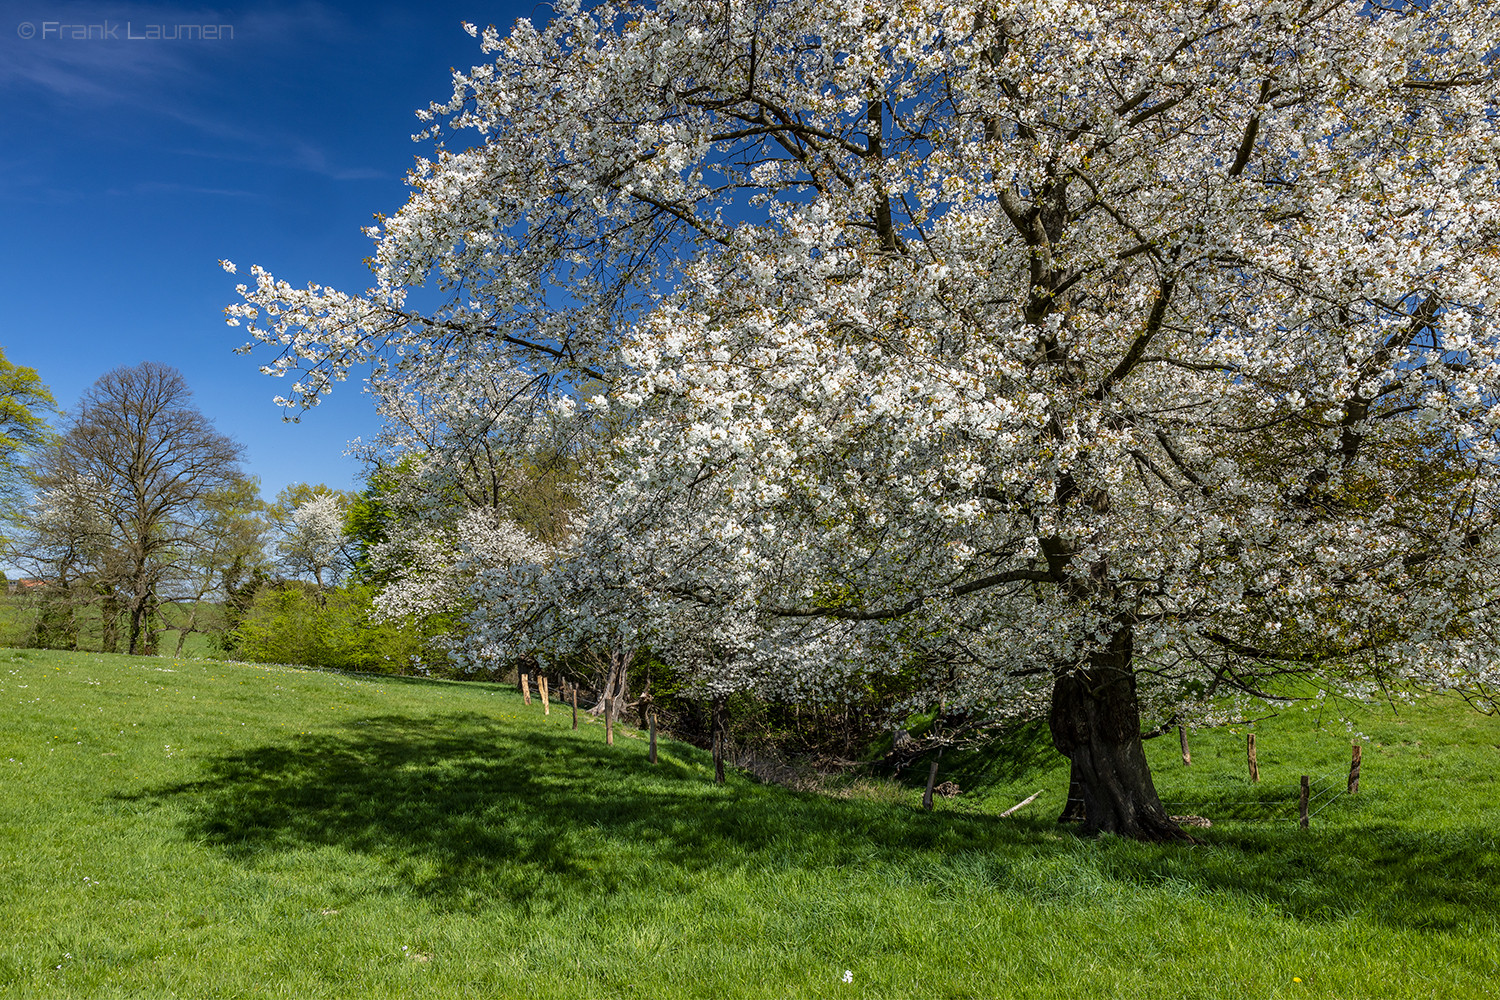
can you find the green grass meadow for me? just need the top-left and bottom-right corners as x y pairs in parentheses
(1, 646), (1497, 998)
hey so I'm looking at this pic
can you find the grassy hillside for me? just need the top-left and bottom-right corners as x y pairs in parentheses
(1, 646), (1496, 998)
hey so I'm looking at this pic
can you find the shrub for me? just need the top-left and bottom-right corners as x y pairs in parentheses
(232, 582), (433, 672)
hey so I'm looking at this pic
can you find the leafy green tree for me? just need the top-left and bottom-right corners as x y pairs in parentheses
(163, 475), (271, 655)
(342, 469), (401, 584)
(0, 346), (55, 530)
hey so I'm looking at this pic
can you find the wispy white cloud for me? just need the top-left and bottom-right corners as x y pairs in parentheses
(0, 1), (385, 183)
(0, 2), (229, 97)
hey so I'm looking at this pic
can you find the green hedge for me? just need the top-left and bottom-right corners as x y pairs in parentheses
(232, 583), (440, 673)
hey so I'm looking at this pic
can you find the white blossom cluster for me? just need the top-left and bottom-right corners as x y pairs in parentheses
(277, 493), (350, 587)
(371, 506), (547, 624)
(230, 1), (1500, 723)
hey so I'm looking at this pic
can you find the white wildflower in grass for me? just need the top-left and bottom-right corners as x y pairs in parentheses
(842, 970), (853, 984)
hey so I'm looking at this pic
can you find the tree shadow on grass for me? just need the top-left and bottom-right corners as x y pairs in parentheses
(884, 717), (1063, 791)
(121, 713), (1500, 931)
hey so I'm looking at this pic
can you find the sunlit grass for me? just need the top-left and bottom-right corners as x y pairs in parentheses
(1, 646), (1497, 998)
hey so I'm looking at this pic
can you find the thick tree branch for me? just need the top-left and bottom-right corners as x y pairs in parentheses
(1093, 278), (1175, 399)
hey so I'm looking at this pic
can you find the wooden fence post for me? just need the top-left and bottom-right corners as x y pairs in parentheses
(605, 698), (614, 746)
(521, 672), (532, 706)
(1247, 732), (1260, 783)
(1348, 743), (1361, 794)
(539, 675), (550, 715)
(1299, 774), (1310, 828)
(1178, 724), (1191, 766)
(648, 709), (658, 764)
(571, 685), (578, 730)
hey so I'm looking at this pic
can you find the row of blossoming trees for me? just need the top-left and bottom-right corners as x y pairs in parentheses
(222, 0), (1500, 840)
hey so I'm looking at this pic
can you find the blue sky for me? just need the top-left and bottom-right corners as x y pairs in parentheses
(0, 0), (545, 500)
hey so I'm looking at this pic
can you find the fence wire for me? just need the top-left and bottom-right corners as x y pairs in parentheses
(1160, 768), (1351, 825)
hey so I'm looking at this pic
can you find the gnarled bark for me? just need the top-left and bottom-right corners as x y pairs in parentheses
(1048, 624), (1190, 841)
(588, 645), (631, 723)
(1057, 762), (1087, 823)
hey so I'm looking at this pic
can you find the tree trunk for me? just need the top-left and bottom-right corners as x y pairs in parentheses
(173, 599), (208, 657)
(1057, 761), (1088, 823)
(712, 696), (727, 785)
(173, 598), (202, 656)
(142, 593), (161, 655)
(67, 589), (81, 651)
(127, 594), (146, 656)
(99, 591), (119, 654)
(125, 556), (156, 657)
(1047, 624), (1189, 841)
(589, 645), (630, 723)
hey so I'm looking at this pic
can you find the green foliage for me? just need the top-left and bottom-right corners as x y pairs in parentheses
(0, 346), (52, 456)
(216, 567), (270, 655)
(267, 481), (353, 524)
(29, 586), (82, 651)
(3, 584), (109, 653)
(342, 464), (408, 584)
(0, 345), (54, 526)
(0, 647), (1496, 998)
(0, 596), (29, 649)
(502, 448), (579, 546)
(232, 582), (440, 673)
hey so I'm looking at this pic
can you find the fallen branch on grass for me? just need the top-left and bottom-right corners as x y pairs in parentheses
(1000, 789), (1044, 817)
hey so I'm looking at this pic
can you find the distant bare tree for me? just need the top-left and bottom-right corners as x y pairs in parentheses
(32, 363), (248, 654)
